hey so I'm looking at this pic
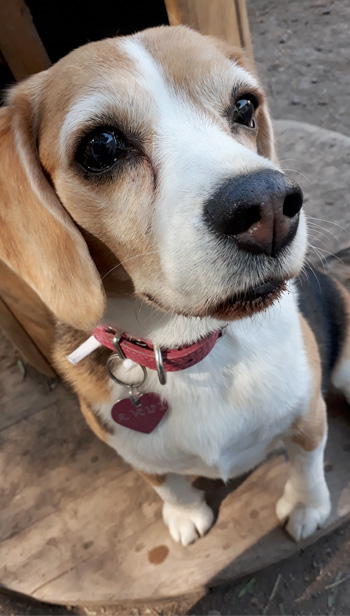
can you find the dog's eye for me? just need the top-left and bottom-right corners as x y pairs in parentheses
(232, 98), (256, 129)
(77, 129), (127, 173)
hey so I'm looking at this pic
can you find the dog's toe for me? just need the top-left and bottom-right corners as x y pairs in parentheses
(276, 480), (331, 541)
(285, 500), (331, 541)
(162, 500), (214, 546)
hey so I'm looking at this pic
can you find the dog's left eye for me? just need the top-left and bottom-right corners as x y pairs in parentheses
(232, 98), (256, 129)
(77, 129), (127, 173)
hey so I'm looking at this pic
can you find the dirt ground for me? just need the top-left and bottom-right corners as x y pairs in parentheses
(248, 0), (350, 136)
(1, 0), (350, 614)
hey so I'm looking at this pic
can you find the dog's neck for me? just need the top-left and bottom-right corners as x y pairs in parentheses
(102, 280), (296, 351)
(103, 296), (223, 349)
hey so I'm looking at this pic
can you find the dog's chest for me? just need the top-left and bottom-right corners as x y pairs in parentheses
(100, 301), (310, 481)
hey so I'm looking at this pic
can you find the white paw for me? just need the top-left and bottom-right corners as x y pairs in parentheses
(276, 480), (331, 541)
(162, 500), (214, 546)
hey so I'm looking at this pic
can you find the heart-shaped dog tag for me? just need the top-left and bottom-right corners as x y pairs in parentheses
(111, 393), (169, 434)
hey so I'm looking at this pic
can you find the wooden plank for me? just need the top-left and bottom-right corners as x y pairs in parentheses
(0, 0), (51, 80)
(0, 469), (155, 597)
(0, 330), (61, 431)
(0, 260), (56, 376)
(0, 396), (128, 543)
(32, 405), (350, 604)
(164, 0), (253, 55)
(0, 399), (348, 604)
(234, 0), (253, 54)
(0, 296), (55, 378)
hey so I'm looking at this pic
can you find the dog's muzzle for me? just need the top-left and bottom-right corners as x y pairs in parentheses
(204, 170), (303, 257)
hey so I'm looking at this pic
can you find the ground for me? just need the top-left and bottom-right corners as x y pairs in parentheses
(248, 0), (350, 136)
(1, 0), (350, 614)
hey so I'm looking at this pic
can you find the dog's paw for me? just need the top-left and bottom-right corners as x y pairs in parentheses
(162, 500), (214, 546)
(276, 480), (331, 541)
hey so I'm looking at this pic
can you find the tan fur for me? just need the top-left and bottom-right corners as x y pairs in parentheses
(0, 98), (105, 331)
(80, 399), (113, 442)
(333, 277), (350, 367)
(137, 470), (167, 487)
(54, 326), (115, 442)
(53, 324), (113, 410)
(291, 315), (327, 451)
(140, 28), (277, 162)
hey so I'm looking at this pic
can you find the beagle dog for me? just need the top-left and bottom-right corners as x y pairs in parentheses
(1, 26), (350, 547)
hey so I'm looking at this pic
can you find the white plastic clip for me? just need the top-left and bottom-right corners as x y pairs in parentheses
(67, 335), (102, 365)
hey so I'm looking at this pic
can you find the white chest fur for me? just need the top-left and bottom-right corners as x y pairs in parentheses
(98, 287), (311, 481)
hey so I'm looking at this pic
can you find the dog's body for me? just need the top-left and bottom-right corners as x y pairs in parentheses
(1, 26), (350, 546)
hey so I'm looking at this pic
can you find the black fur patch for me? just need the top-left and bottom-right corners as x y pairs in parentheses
(295, 267), (348, 393)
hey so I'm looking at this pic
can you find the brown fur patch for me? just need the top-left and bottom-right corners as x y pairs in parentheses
(80, 399), (114, 442)
(53, 324), (116, 442)
(53, 323), (113, 408)
(137, 469), (166, 487)
(291, 314), (327, 451)
(332, 277), (350, 366)
(0, 95), (105, 330)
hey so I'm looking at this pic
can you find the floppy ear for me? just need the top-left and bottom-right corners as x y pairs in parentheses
(0, 78), (106, 330)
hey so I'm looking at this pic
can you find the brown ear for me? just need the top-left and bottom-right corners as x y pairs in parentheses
(0, 79), (105, 330)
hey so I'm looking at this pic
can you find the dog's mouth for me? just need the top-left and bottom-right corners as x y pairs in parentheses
(206, 279), (286, 320)
(144, 278), (286, 321)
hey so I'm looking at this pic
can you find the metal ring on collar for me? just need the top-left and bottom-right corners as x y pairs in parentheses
(112, 332), (126, 360)
(154, 345), (167, 385)
(106, 353), (147, 388)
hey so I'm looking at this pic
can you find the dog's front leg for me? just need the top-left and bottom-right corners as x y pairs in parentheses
(276, 394), (331, 541)
(139, 471), (214, 546)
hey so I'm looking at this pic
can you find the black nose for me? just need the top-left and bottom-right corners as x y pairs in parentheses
(204, 170), (303, 257)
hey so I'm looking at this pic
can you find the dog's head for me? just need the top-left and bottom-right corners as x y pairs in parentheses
(0, 26), (306, 330)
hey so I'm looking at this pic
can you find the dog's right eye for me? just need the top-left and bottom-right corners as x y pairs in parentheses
(77, 129), (127, 173)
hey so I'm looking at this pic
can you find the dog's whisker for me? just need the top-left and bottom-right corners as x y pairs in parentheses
(102, 251), (161, 281)
(308, 216), (349, 233)
(307, 222), (340, 244)
(308, 244), (330, 270)
(308, 230), (335, 245)
(296, 264), (307, 285)
(280, 167), (312, 183)
(278, 158), (300, 164)
(309, 245), (345, 264)
(303, 256), (322, 291)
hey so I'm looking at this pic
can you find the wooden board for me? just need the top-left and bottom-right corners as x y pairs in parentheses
(0, 261), (56, 377)
(0, 332), (61, 432)
(0, 296), (55, 378)
(0, 360), (349, 605)
(0, 0), (51, 80)
(164, 0), (253, 56)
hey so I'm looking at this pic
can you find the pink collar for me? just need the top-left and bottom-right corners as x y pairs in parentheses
(93, 326), (221, 373)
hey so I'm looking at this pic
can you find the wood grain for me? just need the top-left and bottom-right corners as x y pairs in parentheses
(0, 331), (61, 431)
(0, 396), (349, 604)
(0, 0), (51, 80)
(164, 0), (253, 55)
(0, 260), (56, 376)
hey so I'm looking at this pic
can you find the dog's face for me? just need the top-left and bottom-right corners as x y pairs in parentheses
(0, 26), (306, 329)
